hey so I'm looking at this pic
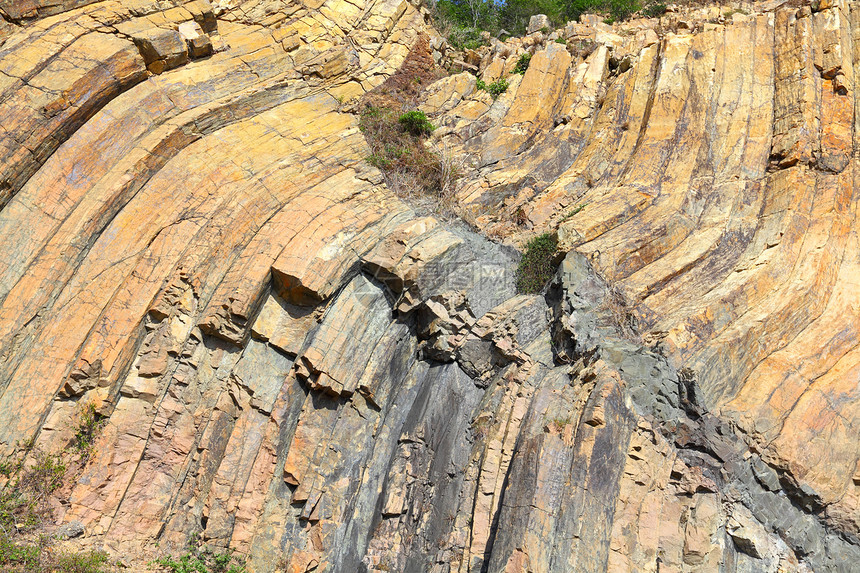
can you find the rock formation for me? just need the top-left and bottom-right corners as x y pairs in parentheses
(0, 0), (858, 571)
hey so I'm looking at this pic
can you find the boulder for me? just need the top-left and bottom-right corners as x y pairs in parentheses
(527, 13), (551, 34)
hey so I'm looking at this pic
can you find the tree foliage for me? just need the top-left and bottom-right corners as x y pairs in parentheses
(432, 0), (661, 38)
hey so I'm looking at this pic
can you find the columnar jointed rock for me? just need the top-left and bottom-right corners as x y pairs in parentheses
(0, 0), (859, 572)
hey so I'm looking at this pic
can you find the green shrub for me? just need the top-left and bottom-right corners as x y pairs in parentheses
(434, 0), (497, 33)
(0, 450), (66, 537)
(27, 453), (66, 498)
(0, 485), (40, 534)
(0, 534), (114, 572)
(722, 7), (748, 17)
(365, 154), (392, 170)
(476, 78), (509, 99)
(488, 78), (509, 98)
(497, 0), (563, 35)
(513, 53), (531, 74)
(516, 233), (559, 294)
(562, 0), (642, 24)
(555, 37), (567, 44)
(155, 547), (245, 573)
(0, 535), (40, 569)
(49, 548), (114, 573)
(398, 110), (435, 136)
(432, 0), (651, 41)
(548, 416), (572, 431)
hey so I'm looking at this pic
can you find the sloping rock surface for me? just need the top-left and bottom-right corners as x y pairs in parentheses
(0, 0), (859, 571)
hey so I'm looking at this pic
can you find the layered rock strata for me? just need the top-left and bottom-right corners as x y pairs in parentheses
(0, 0), (858, 571)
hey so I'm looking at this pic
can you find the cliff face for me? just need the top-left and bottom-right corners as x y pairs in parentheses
(0, 0), (859, 571)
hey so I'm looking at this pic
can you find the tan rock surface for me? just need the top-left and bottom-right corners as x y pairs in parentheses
(0, 0), (858, 571)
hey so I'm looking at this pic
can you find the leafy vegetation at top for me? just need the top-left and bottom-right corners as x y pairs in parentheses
(433, 0), (666, 42)
(516, 233), (559, 293)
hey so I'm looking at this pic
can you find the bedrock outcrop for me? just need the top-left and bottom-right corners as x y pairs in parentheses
(0, 0), (858, 571)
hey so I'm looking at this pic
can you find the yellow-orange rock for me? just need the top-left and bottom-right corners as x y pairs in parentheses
(0, 0), (859, 571)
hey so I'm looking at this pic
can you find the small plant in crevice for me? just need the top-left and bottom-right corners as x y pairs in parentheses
(516, 233), (559, 294)
(72, 403), (105, 463)
(513, 53), (531, 74)
(475, 77), (509, 99)
(559, 203), (587, 222)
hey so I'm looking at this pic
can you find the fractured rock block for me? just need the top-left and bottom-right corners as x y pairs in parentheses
(58, 359), (103, 398)
(300, 47), (350, 79)
(178, 21), (213, 59)
(132, 28), (189, 74)
(185, 0), (218, 33)
(295, 275), (392, 396)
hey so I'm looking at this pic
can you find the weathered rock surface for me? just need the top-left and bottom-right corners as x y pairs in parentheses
(0, 0), (859, 571)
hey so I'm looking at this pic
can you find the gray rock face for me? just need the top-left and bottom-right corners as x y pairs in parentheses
(106, 229), (853, 572)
